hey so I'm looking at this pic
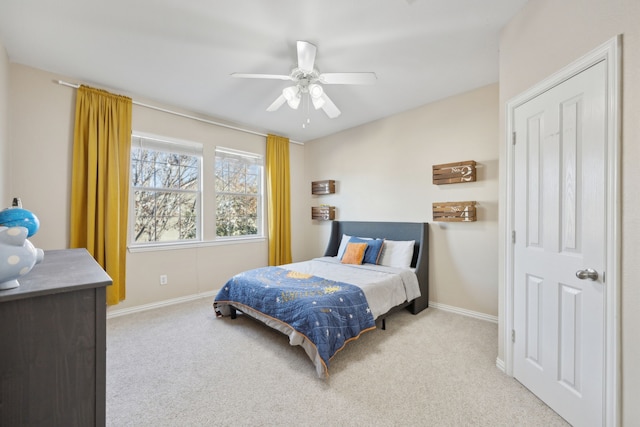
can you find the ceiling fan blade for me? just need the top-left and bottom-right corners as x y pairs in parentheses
(297, 41), (317, 73)
(319, 72), (377, 85)
(319, 93), (341, 118)
(266, 94), (287, 112)
(231, 73), (292, 81)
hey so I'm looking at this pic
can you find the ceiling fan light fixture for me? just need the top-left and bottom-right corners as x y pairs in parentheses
(287, 95), (301, 109)
(308, 84), (325, 109)
(309, 83), (323, 98)
(283, 86), (301, 109)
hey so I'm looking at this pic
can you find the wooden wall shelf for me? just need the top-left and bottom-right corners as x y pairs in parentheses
(433, 201), (477, 222)
(311, 180), (335, 195)
(433, 160), (476, 185)
(312, 206), (335, 221)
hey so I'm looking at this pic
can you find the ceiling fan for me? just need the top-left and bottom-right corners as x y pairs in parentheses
(231, 41), (377, 119)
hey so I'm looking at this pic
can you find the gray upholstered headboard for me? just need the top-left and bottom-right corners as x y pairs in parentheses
(323, 221), (429, 314)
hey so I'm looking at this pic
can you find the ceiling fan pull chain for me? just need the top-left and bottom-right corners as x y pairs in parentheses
(303, 95), (310, 128)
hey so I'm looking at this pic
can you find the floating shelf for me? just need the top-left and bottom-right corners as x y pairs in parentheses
(312, 206), (335, 221)
(433, 201), (477, 222)
(311, 180), (336, 195)
(433, 160), (477, 185)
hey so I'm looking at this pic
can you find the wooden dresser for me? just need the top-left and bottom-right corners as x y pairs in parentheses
(0, 248), (112, 427)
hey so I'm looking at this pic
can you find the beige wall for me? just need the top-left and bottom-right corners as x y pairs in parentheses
(6, 64), (307, 311)
(0, 41), (8, 205)
(499, 0), (640, 424)
(304, 84), (500, 317)
(8, 59), (500, 316)
(8, 64), (75, 248)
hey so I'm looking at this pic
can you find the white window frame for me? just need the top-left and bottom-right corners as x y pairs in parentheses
(129, 132), (203, 248)
(214, 146), (264, 240)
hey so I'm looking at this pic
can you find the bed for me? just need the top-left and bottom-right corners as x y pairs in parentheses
(213, 220), (429, 377)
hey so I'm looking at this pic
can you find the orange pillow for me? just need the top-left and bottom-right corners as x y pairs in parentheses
(341, 242), (367, 265)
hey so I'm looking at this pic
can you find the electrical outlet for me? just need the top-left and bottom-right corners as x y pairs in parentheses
(159, 274), (168, 285)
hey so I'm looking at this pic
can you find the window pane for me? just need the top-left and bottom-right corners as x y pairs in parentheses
(214, 149), (263, 239)
(216, 194), (258, 237)
(180, 154), (199, 169)
(131, 150), (157, 188)
(153, 164), (171, 188)
(133, 217), (156, 242)
(180, 165), (198, 190)
(133, 191), (157, 242)
(154, 151), (169, 166)
(246, 171), (258, 194)
(131, 136), (201, 245)
(215, 159), (229, 192)
(155, 215), (180, 242)
(133, 191), (198, 243)
(178, 193), (198, 239)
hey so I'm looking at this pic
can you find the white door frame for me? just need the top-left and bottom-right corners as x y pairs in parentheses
(503, 36), (621, 426)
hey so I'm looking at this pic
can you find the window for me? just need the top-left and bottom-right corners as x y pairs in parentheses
(130, 134), (202, 245)
(215, 147), (263, 238)
(129, 134), (264, 248)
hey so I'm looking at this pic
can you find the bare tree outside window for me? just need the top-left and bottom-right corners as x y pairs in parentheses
(131, 143), (200, 243)
(215, 150), (263, 237)
(130, 137), (261, 246)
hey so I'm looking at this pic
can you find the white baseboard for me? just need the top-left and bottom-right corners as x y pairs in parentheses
(495, 357), (506, 372)
(107, 290), (217, 319)
(428, 301), (498, 323)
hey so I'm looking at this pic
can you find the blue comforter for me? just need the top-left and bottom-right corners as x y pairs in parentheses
(214, 267), (376, 375)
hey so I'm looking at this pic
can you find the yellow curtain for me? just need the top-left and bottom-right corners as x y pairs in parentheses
(70, 86), (132, 305)
(266, 134), (292, 266)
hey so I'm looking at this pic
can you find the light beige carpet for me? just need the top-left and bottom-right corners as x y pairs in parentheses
(106, 297), (569, 426)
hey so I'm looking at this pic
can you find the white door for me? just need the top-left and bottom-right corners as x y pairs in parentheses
(512, 60), (606, 426)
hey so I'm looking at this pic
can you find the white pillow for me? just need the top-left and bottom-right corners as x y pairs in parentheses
(336, 234), (352, 259)
(379, 240), (415, 268)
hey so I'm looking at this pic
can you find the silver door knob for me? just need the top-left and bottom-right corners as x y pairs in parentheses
(576, 268), (598, 281)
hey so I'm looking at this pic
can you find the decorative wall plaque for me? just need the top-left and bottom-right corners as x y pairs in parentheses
(311, 180), (336, 195)
(311, 206), (335, 221)
(432, 160), (476, 185)
(432, 201), (477, 222)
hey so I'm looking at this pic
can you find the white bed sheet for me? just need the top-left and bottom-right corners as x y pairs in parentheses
(280, 256), (421, 319)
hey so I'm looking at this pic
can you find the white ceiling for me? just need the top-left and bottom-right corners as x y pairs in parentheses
(0, 0), (527, 143)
